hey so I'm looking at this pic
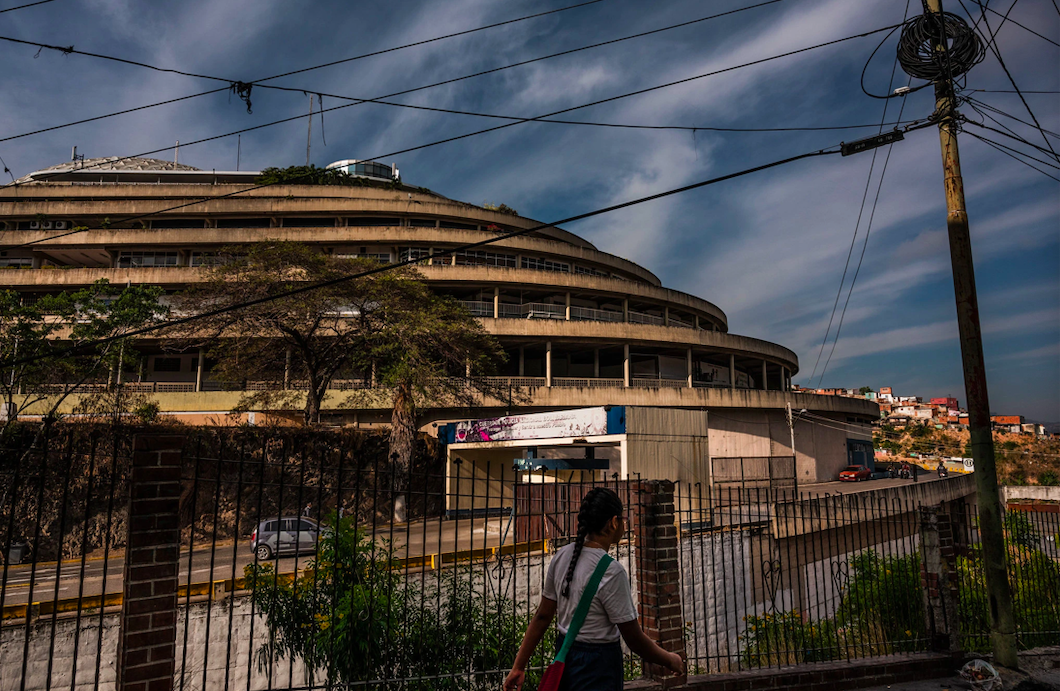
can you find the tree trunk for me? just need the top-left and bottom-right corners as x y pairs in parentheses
(389, 380), (416, 523)
(304, 384), (321, 426)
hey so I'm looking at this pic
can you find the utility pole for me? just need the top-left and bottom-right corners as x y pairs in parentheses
(306, 94), (314, 167)
(922, 0), (1017, 668)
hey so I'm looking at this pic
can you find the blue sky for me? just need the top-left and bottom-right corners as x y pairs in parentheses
(1, 0), (1057, 421)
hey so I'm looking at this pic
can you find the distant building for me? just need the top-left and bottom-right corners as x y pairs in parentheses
(930, 397), (959, 410)
(991, 415), (1025, 427)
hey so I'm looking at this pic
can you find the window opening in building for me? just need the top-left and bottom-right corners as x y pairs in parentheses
(453, 250), (516, 268)
(440, 221), (477, 230)
(152, 219), (206, 229)
(346, 217), (400, 227)
(281, 218), (335, 227)
(117, 251), (180, 268)
(574, 265), (610, 278)
(216, 218), (271, 228)
(408, 218), (437, 228)
(398, 247), (430, 264)
(152, 357), (182, 373)
(521, 257), (570, 273)
(0, 257), (33, 269)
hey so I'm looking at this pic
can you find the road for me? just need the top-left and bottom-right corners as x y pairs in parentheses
(0, 515), (515, 609)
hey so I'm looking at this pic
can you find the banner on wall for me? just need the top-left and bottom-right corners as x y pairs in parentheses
(451, 407), (611, 443)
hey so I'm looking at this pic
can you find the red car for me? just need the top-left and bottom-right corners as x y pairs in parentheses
(839, 465), (872, 482)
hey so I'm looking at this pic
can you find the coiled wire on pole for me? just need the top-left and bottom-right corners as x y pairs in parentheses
(897, 11), (985, 81)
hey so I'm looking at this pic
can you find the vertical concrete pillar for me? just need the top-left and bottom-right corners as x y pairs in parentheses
(781, 367), (788, 391)
(622, 298), (629, 323)
(664, 306), (670, 327)
(451, 251), (457, 266)
(623, 344), (630, 388)
(762, 360), (768, 391)
(919, 506), (960, 652)
(119, 435), (184, 691)
(195, 348), (205, 392)
(545, 341), (552, 388)
(565, 292), (571, 321)
(686, 348), (693, 388)
(694, 315), (700, 330)
(518, 346), (524, 377)
(493, 287), (500, 319)
(729, 354), (736, 391)
(594, 348), (600, 378)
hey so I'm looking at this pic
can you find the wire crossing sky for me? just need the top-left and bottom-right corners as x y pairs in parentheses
(0, 0), (1056, 421)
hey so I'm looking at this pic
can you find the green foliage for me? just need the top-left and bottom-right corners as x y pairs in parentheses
(1004, 512), (1040, 549)
(246, 513), (545, 690)
(1001, 440), (1019, 451)
(739, 551), (925, 667)
(858, 386), (873, 395)
(256, 165), (405, 189)
(1036, 470), (1058, 486)
(481, 202), (519, 216)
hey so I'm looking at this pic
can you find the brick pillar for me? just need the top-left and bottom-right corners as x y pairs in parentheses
(118, 434), (184, 691)
(919, 505), (960, 652)
(634, 480), (686, 681)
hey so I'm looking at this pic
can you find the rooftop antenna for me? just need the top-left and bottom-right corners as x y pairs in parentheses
(174, 141), (179, 164)
(71, 146), (84, 167)
(236, 134), (241, 171)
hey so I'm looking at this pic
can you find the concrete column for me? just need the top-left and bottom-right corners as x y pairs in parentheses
(31, 254), (42, 269)
(664, 306), (670, 327)
(762, 360), (768, 391)
(493, 287), (500, 319)
(451, 251), (457, 266)
(694, 315), (700, 330)
(623, 344), (630, 388)
(545, 341), (552, 388)
(686, 348), (693, 388)
(594, 348), (600, 378)
(729, 354), (736, 390)
(781, 366), (788, 391)
(565, 292), (571, 321)
(518, 346), (524, 377)
(195, 348), (205, 392)
(622, 298), (629, 323)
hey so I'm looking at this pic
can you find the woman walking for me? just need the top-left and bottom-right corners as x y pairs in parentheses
(503, 487), (684, 690)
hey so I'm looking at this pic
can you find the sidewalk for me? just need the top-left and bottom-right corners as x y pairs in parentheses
(856, 649), (1060, 691)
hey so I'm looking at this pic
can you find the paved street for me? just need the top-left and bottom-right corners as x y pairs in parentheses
(0, 515), (514, 608)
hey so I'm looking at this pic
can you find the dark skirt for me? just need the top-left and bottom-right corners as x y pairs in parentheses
(555, 633), (624, 691)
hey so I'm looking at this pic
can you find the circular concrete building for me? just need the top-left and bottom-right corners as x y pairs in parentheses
(1, 156), (879, 484)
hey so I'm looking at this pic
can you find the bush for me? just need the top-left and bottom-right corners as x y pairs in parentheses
(1037, 470), (1059, 486)
(245, 512), (548, 690)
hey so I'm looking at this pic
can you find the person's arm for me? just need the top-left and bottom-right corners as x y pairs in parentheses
(503, 597), (557, 691)
(617, 620), (684, 675)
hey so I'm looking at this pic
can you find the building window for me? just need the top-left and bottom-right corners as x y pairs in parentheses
(188, 252), (223, 267)
(281, 217), (335, 227)
(408, 218), (437, 228)
(336, 253), (392, 263)
(117, 251), (179, 268)
(522, 256), (570, 273)
(216, 218), (271, 228)
(398, 247), (431, 264)
(454, 250), (516, 268)
(0, 257), (33, 268)
(152, 357), (182, 373)
(574, 265), (610, 278)
(151, 219), (205, 229)
(440, 221), (478, 230)
(347, 217), (400, 227)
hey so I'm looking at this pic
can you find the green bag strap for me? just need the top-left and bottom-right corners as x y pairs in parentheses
(554, 553), (614, 664)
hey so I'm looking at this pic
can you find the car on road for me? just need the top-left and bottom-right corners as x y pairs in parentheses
(250, 517), (320, 561)
(838, 465), (872, 482)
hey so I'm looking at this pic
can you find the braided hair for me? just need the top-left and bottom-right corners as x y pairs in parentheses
(561, 487), (624, 598)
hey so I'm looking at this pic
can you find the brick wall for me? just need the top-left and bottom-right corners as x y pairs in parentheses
(117, 435), (184, 691)
(633, 480), (686, 682)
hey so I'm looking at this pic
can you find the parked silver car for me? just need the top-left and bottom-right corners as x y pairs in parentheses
(250, 517), (320, 561)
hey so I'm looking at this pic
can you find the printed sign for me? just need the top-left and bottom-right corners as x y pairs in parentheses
(452, 407), (610, 443)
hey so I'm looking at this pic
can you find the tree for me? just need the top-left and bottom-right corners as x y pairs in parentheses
(858, 386), (873, 395)
(356, 280), (506, 520)
(0, 280), (166, 435)
(170, 241), (408, 425)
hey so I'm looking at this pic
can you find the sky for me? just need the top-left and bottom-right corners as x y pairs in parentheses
(0, 0), (1057, 421)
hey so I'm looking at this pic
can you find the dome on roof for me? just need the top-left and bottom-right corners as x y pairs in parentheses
(14, 156), (200, 184)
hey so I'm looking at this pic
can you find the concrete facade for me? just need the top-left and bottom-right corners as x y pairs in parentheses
(2, 157), (879, 484)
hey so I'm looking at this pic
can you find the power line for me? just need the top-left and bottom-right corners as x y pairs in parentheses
(809, 0), (912, 387)
(968, 0), (1060, 162)
(963, 120), (1060, 160)
(816, 80), (912, 389)
(968, 89), (1060, 94)
(964, 130), (1060, 181)
(2, 0), (787, 183)
(0, 0), (611, 144)
(980, 2), (1060, 47)
(3, 20), (911, 250)
(0, 147), (844, 369)
(964, 96), (1060, 139)
(0, 0), (55, 13)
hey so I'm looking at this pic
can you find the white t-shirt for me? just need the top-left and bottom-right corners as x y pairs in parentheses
(542, 544), (638, 644)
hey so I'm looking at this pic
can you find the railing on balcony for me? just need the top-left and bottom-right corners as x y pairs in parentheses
(631, 377), (689, 389)
(668, 317), (695, 329)
(458, 300), (494, 317)
(483, 376), (548, 388)
(569, 306), (624, 323)
(552, 377), (626, 388)
(522, 303), (566, 319)
(627, 310), (665, 326)
(497, 303), (523, 318)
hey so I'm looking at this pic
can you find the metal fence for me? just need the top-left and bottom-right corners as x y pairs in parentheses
(1, 425), (1059, 691)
